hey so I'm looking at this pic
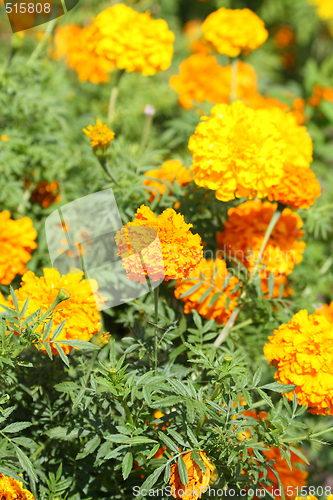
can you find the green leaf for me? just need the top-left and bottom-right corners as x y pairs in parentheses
(198, 287), (212, 304)
(180, 283), (202, 299)
(54, 339), (99, 350)
(51, 320), (67, 341)
(2, 422), (32, 433)
(208, 292), (220, 308)
(14, 446), (37, 482)
(191, 451), (206, 473)
(158, 432), (180, 454)
(253, 367), (262, 387)
(260, 383), (296, 393)
(177, 455), (188, 486)
(289, 446), (309, 465)
(55, 344), (70, 367)
(268, 272), (275, 299)
(76, 435), (101, 460)
(55, 382), (79, 393)
(137, 465), (166, 499)
(122, 451), (133, 480)
(10, 287), (19, 314)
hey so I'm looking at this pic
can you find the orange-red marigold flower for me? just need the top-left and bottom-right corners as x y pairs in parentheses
(174, 258), (240, 325)
(115, 205), (203, 283)
(0, 211), (37, 285)
(202, 8), (268, 57)
(0, 473), (36, 500)
(170, 451), (214, 500)
(264, 309), (333, 415)
(2, 269), (107, 355)
(30, 180), (61, 208)
(143, 160), (191, 201)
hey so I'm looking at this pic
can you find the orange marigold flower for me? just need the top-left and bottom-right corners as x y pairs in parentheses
(268, 165), (321, 210)
(51, 24), (114, 84)
(170, 55), (257, 110)
(30, 180), (61, 208)
(0, 474), (36, 500)
(143, 160), (191, 201)
(2, 269), (107, 355)
(189, 101), (285, 202)
(83, 120), (115, 150)
(170, 451), (214, 500)
(313, 301), (333, 323)
(260, 447), (308, 498)
(202, 8), (268, 57)
(0, 211), (37, 285)
(92, 4), (175, 76)
(264, 309), (333, 415)
(174, 258), (240, 325)
(309, 83), (333, 107)
(273, 25), (296, 49)
(115, 205), (203, 283)
(217, 201), (305, 297)
(183, 19), (209, 54)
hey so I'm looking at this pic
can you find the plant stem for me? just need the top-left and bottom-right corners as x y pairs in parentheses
(140, 107), (155, 155)
(214, 306), (241, 347)
(250, 204), (283, 283)
(121, 398), (134, 426)
(230, 58), (238, 102)
(99, 157), (119, 186)
(153, 287), (159, 375)
(108, 69), (125, 125)
(26, 18), (57, 67)
(283, 425), (333, 443)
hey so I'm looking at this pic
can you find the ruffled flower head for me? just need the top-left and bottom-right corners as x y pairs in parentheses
(115, 205), (203, 283)
(92, 4), (175, 76)
(83, 120), (115, 150)
(169, 451), (214, 500)
(143, 160), (191, 201)
(0, 211), (37, 285)
(2, 269), (107, 354)
(264, 310), (333, 415)
(170, 54), (257, 109)
(0, 473), (36, 500)
(174, 258), (240, 324)
(202, 8), (268, 57)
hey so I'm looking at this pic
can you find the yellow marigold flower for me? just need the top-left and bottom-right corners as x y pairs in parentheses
(92, 4), (175, 76)
(174, 258), (240, 325)
(3, 269), (107, 355)
(217, 201), (305, 297)
(0, 473), (36, 500)
(143, 160), (191, 201)
(310, 0), (333, 20)
(83, 120), (115, 149)
(264, 310), (333, 415)
(313, 301), (333, 323)
(170, 54), (257, 110)
(189, 101), (286, 202)
(202, 8), (268, 57)
(170, 451), (214, 500)
(1, 134), (10, 141)
(268, 165), (321, 210)
(0, 211), (37, 285)
(115, 205), (203, 283)
(51, 24), (115, 84)
(260, 447), (308, 498)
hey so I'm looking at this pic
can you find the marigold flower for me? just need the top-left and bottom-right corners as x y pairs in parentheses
(115, 205), (203, 283)
(143, 160), (191, 201)
(183, 19), (209, 54)
(0, 473), (36, 500)
(217, 201), (305, 297)
(170, 451), (214, 500)
(30, 180), (61, 208)
(310, 0), (333, 20)
(174, 258), (240, 325)
(268, 165), (321, 210)
(0, 211), (37, 285)
(189, 101), (286, 202)
(170, 55), (257, 109)
(202, 8), (268, 57)
(264, 310), (333, 415)
(3, 269), (107, 355)
(273, 25), (296, 48)
(51, 24), (114, 84)
(1, 134), (10, 141)
(83, 120), (115, 150)
(313, 301), (333, 323)
(92, 4), (175, 76)
(309, 83), (333, 107)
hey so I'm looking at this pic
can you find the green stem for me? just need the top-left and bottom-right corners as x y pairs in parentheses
(108, 69), (125, 125)
(250, 204), (283, 283)
(153, 287), (159, 375)
(121, 398), (134, 426)
(283, 425), (333, 443)
(26, 18), (57, 67)
(214, 306), (241, 347)
(99, 157), (119, 186)
(140, 107), (155, 156)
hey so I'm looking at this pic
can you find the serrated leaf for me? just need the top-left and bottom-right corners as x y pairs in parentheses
(2, 422), (32, 433)
(14, 446), (37, 482)
(191, 451), (206, 473)
(158, 432), (180, 454)
(260, 383), (296, 393)
(177, 455), (188, 486)
(76, 435), (101, 460)
(180, 283), (202, 299)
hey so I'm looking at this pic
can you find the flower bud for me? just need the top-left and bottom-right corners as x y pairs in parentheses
(236, 430), (248, 442)
(57, 288), (71, 302)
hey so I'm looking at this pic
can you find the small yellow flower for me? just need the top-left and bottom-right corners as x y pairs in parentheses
(0, 473), (36, 500)
(83, 120), (115, 150)
(1, 135), (10, 141)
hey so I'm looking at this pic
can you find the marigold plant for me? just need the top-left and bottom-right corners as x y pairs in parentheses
(202, 8), (268, 57)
